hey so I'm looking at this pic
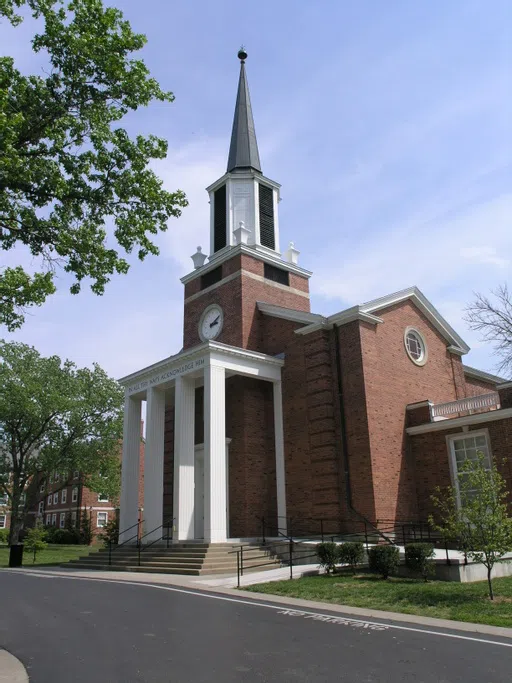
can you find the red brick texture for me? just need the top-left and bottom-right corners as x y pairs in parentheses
(410, 420), (512, 520)
(464, 374), (499, 397)
(183, 252), (310, 351)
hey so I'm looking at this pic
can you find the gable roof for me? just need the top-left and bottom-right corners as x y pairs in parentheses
(462, 364), (506, 385)
(290, 286), (470, 354)
(358, 286), (470, 354)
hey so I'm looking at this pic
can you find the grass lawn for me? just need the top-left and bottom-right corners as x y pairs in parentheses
(245, 572), (512, 628)
(0, 544), (100, 568)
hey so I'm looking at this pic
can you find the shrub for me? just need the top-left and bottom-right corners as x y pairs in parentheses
(98, 517), (119, 548)
(316, 542), (339, 574)
(45, 527), (81, 545)
(338, 542), (365, 574)
(368, 544), (400, 579)
(24, 522), (48, 563)
(0, 529), (8, 545)
(405, 542), (435, 582)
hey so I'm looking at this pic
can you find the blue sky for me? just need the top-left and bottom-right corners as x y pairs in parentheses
(1, 0), (511, 379)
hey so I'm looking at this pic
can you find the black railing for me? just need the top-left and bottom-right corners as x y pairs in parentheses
(108, 517), (174, 567)
(137, 517), (175, 566)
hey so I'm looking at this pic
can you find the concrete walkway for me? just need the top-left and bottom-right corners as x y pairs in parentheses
(0, 649), (28, 683)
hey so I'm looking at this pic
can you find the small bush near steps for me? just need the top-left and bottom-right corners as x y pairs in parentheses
(337, 542), (365, 574)
(368, 544), (400, 579)
(405, 542), (435, 582)
(316, 542), (339, 574)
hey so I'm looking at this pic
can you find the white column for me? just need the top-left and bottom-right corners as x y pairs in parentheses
(143, 387), (166, 542)
(119, 395), (141, 543)
(273, 380), (287, 536)
(173, 376), (195, 540)
(203, 363), (227, 542)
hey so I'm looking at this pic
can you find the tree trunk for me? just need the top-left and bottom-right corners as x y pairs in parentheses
(487, 566), (494, 601)
(8, 485), (23, 546)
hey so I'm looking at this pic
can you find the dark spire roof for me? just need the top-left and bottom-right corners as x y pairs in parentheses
(227, 49), (262, 174)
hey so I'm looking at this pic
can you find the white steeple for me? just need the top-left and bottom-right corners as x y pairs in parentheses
(206, 49), (281, 258)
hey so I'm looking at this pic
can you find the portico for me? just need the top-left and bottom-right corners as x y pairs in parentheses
(118, 341), (286, 544)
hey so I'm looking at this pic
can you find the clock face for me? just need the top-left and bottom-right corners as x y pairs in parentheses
(199, 305), (224, 341)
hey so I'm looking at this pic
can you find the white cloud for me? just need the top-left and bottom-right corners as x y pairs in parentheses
(460, 246), (509, 269)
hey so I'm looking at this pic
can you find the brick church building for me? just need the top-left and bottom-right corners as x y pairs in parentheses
(118, 50), (512, 544)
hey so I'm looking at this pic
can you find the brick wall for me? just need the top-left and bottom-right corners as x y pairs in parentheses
(183, 252), (310, 352)
(354, 301), (465, 523)
(410, 418), (512, 519)
(464, 374), (499, 397)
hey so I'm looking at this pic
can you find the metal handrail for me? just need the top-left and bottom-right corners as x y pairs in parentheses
(137, 517), (175, 566)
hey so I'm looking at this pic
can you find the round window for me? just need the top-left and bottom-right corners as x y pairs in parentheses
(404, 327), (427, 366)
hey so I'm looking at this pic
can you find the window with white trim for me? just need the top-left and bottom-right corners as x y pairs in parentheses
(404, 327), (427, 366)
(71, 511), (77, 526)
(98, 493), (109, 502)
(46, 514), (51, 525)
(61, 489), (67, 504)
(53, 492), (58, 505)
(40, 483), (45, 493)
(0, 515), (5, 528)
(59, 513), (66, 528)
(51, 513), (57, 526)
(48, 494), (52, 506)
(447, 431), (492, 504)
(97, 511), (108, 528)
(0, 493), (7, 506)
(38, 501), (44, 514)
(73, 470), (79, 479)
(71, 487), (78, 503)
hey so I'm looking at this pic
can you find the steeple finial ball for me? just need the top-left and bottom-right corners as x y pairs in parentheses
(238, 47), (248, 62)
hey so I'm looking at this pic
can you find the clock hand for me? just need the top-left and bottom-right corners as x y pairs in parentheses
(209, 316), (220, 328)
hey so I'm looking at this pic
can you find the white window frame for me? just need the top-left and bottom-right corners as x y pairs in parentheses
(73, 470), (79, 480)
(446, 429), (492, 508)
(47, 494), (52, 506)
(59, 513), (66, 529)
(71, 511), (77, 526)
(46, 514), (51, 525)
(53, 492), (58, 505)
(40, 483), (45, 493)
(51, 513), (57, 526)
(404, 326), (428, 366)
(38, 501), (44, 514)
(0, 515), (5, 529)
(71, 487), (78, 503)
(97, 511), (108, 528)
(98, 493), (109, 503)
(61, 489), (67, 504)
(0, 493), (7, 506)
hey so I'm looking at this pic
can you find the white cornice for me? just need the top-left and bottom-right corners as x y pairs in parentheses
(294, 306), (382, 336)
(406, 407), (512, 435)
(463, 365), (506, 385)
(497, 381), (512, 390)
(406, 400), (433, 411)
(206, 170), (281, 194)
(257, 302), (324, 325)
(180, 243), (312, 285)
(118, 340), (284, 386)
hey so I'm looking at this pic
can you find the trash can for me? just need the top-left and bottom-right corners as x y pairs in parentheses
(9, 544), (24, 568)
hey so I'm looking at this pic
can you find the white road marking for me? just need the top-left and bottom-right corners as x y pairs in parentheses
(4, 569), (512, 648)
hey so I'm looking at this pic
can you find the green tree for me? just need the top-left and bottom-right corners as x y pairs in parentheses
(79, 508), (92, 545)
(24, 519), (48, 563)
(0, 0), (187, 329)
(430, 453), (512, 600)
(0, 339), (124, 544)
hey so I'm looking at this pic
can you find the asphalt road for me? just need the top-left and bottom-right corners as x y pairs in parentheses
(0, 572), (511, 682)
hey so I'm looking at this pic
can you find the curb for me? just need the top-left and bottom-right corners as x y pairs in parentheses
(0, 649), (28, 682)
